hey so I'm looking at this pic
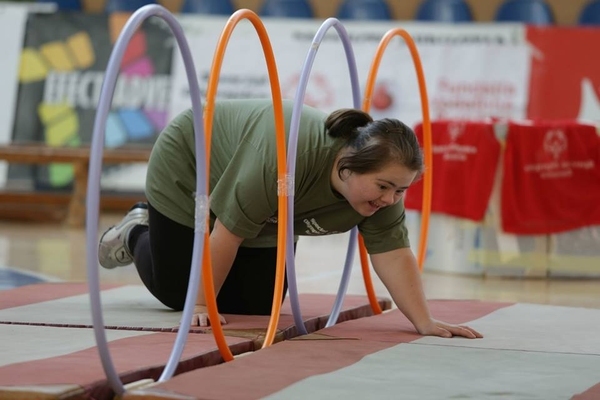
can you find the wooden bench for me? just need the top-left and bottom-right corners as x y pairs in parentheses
(0, 144), (152, 227)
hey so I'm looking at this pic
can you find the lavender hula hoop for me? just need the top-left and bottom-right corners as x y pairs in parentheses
(286, 18), (361, 334)
(85, 5), (208, 394)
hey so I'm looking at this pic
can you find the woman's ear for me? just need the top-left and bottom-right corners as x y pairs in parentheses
(339, 168), (352, 181)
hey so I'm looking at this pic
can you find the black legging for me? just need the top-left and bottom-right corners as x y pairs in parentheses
(129, 202), (289, 314)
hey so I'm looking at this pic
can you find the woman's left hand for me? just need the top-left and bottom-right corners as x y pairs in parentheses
(417, 318), (483, 339)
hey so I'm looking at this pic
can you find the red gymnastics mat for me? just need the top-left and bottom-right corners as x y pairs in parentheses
(123, 300), (600, 400)
(0, 324), (252, 400)
(0, 283), (390, 399)
(0, 283), (391, 337)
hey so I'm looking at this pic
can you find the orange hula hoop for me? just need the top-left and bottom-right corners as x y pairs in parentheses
(360, 28), (433, 313)
(202, 9), (288, 361)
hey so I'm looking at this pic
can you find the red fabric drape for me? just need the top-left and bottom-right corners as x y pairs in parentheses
(501, 121), (600, 234)
(405, 120), (501, 221)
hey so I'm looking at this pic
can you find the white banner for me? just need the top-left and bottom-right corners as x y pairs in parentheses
(169, 17), (530, 130)
(0, 5), (28, 188)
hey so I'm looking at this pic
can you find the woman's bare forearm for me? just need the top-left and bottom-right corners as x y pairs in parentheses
(195, 219), (244, 306)
(370, 248), (432, 332)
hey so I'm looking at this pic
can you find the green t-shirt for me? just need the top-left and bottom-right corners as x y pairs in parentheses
(146, 99), (409, 254)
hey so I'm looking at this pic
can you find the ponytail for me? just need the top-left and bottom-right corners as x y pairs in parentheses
(325, 108), (373, 140)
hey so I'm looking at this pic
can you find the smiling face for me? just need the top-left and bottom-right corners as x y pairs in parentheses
(332, 161), (418, 217)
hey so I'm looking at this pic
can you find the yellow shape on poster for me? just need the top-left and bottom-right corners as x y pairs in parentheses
(40, 42), (75, 71)
(44, 111), (79, 146)
(38, 103), (71, 125)
(19, 48), (48, 83)
(68, 32), (95, 69)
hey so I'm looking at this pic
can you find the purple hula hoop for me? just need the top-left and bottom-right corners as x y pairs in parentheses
(85, 5), (208, 394)
(286, 18), (362, 334)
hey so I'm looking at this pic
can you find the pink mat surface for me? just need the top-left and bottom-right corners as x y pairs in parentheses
(0, 282), (122, 310)
(0, 283), (390, 337)
(122, 300), (600, 400)
(0, 283), (389, 400)
(0, 327), (251, 400)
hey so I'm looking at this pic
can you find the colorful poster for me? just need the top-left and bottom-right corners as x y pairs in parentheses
(10, 12), (173, 190)
(0, 5), (28, 189)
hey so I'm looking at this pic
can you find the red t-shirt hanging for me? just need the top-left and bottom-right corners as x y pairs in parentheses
(404, 120), (501, 221)
(501, 121), (600, 234)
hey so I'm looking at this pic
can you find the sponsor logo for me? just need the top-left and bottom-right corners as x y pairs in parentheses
(432, 122), (477, 161)
(543, 129), (567, 161)
(523, 129), (595, 179)
(431, 78), (517, 120)
(282, 72), (334, 109)
(302, 218), (339, 235)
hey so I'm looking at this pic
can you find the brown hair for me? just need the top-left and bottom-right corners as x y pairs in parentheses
(325, 108), (424, 179)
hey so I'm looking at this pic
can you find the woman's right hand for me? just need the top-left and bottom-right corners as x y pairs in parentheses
(191, 304), (227, 327)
